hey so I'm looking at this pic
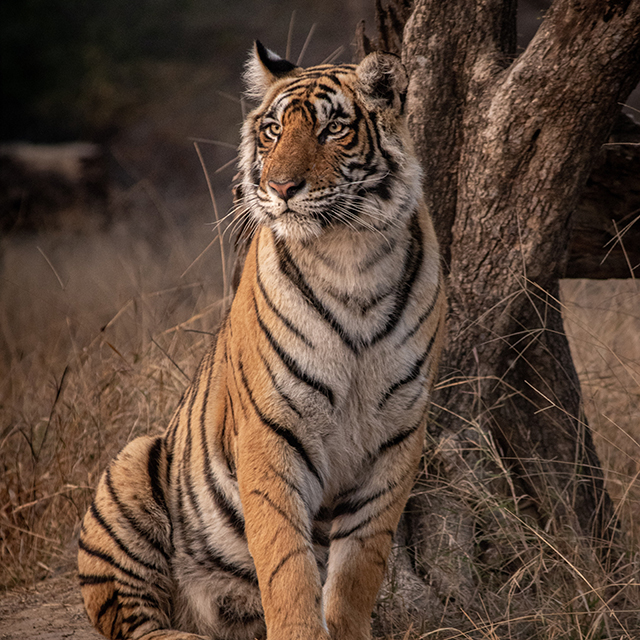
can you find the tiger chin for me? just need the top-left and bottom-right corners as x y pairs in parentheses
(78, 41), (445, 640)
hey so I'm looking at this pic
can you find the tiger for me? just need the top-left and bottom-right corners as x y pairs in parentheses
(78, 41), (445, 640)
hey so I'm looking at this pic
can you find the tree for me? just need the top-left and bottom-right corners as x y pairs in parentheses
(353, 1), (640, 636)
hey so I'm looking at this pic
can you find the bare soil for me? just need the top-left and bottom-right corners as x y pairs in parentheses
(0, 573), (101, 640)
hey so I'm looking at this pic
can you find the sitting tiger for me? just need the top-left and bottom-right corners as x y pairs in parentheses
(78, 41), (445, 640)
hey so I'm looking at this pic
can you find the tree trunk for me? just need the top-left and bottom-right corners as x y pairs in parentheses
(358, 0), (640, 633)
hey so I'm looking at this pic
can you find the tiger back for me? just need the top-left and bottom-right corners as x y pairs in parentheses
(78, 41), (445, 640)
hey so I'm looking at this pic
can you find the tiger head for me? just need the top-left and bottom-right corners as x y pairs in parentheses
(238, 41), (422, 243)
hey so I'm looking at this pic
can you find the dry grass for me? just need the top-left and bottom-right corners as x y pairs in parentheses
(1, 211), (639, 638)
(0, 212), (230, 588)
(561, 279), (640, 546)
(372, 278), (640, 639)
(374, 423), (640, 640)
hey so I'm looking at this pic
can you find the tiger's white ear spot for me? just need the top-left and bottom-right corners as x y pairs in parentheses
(356, 52), (408, 113)
(243, 41), (298, 101)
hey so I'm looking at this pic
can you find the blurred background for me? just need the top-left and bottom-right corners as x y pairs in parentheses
(1, 0), (374, 239)
(1, 0), (638, 242)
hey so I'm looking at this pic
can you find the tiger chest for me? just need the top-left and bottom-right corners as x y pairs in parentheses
(314, 336), (431, 486)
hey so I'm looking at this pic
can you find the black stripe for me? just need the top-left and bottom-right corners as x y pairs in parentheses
(78, 538), (147, 583)
(79, 573), (114, 586)
(110, 600), (120, 639)
(180, 420), (256, 584)
(274, 238), (360, 353)
(256, 257), (313, 347)
(267, 547), (308, 588)
(314, 506), (333, 522)
(330, 502), (395, 541)
(219, 597), (263, 624)
(311, 523), (330, 547)
(369, 212), (424, 347)
(400, 281), (441, 345)
(250, 489), (307, 538)
(221, 398), (237, 477)
(239, 360), (324, 488)
(267, 463), (307, 506)
(259, 349), (303, 419)
(323, 282), (392, 316)
(176, 466), (258, 585)
(378, 334), (436, 409)
(79, 574), (158, 598)
(122, 613), (154, 634)
(253, 296), (334, 405)
(177, 385), (208, 542)
(404, 384), (427, 412)
(229, 351), (250, 420)
(370, 109), (399, 170)
(360, 235), (397, 272)
(332, 484), (394, 519)
(118, 591), (161, 609)
(197, 361), (246, 539)
(180, 387), (205, 526)
(376, 421), (422, 457)
(88, 502), (162, 573)
(342, 127), (360, 151)
(199, 546), (258, 584)
(164, 448), (174, 499)
(165, 380), (197, 450)
(313, 91), (330, 102)
(370, 172), (393, 201)
(96, 591), (118, 623)
(330, 517), (372, 541)
(226, 387), (239, 436)
(303, 99), (318, 126)
(147, 437), (168, 516)
(219, 400), (231, 474)
(356, 102), (376, 169)
(105, 468), (171, 561)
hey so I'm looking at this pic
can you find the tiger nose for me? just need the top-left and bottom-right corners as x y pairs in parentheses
(267, 179), (305, 201)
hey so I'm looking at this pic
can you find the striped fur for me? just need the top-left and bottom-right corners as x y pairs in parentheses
(78, 42), (445, 640)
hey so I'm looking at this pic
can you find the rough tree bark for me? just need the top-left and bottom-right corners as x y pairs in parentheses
(357, 0), (640, 631)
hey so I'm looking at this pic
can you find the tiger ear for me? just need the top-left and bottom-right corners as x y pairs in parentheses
(356, 52), (408, 114)
(244, 41), (298, 101)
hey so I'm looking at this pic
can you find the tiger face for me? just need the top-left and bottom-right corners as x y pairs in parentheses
(239, 42), (422, 243)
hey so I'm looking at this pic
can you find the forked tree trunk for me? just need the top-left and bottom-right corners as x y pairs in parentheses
(357, 0), (640, 627)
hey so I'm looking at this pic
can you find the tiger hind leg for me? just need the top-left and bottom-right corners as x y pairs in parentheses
(78, 436), (202, 640)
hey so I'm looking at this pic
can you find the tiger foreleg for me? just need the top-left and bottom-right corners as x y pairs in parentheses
(78, 436), (194, 640)
(236, 419), (329, 640)
(323, 426), (426, 640)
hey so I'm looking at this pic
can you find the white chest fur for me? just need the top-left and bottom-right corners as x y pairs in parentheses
(252, 216), (440, 497)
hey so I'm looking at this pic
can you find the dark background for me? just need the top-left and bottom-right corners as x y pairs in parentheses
(1, 0), (638, 230)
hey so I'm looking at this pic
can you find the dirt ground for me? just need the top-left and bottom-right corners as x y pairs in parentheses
(0, 572), (101, 640)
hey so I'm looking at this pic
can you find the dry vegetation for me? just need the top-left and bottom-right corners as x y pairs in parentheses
(1, 204), (639, 638)
(0, 205), (230, 588)
(372, 279), (640, 639)
(562, 279), (640, 546)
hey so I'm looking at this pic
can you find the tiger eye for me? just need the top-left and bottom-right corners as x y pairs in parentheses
(328, 121), (344, 134)
(265, 122), (281, 138)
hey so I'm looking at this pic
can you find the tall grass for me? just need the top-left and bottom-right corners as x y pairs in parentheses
(1, 207), (639, 638)
(371, 278), (640, 639)
(0, 206), (230, 588)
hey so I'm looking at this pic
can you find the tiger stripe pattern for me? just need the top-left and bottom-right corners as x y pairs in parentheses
(78, 41), (445, 640)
